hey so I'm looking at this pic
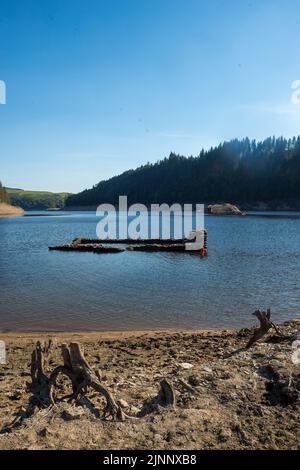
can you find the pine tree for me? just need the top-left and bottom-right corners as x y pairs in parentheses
(65, 136), (300, 207)
(0, 181), (9, 204)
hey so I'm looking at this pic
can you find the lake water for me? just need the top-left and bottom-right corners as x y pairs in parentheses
(0, 211), (299, 331)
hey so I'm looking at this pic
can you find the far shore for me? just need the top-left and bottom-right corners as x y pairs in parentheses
(5, 202), (300, 214)
(61, 203), (300, 212)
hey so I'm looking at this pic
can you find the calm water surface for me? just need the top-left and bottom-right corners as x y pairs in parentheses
(0, 211), (299, 331)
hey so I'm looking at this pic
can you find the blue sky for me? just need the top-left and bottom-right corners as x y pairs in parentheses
(1, 0), (300, 192)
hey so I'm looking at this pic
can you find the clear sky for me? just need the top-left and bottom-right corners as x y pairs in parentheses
(1, 0), (300, 192)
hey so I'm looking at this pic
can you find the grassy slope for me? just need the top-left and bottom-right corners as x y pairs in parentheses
(6, 188), (70, 211)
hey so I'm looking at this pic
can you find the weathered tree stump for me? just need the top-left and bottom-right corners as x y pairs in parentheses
(158, 379), (176, 407)
(29, 340), (54, 407)
(246, 309), (281, 349)
(30, 341), (126, 420)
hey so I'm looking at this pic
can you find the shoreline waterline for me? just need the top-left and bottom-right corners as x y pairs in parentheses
(1, 317), (299, 337)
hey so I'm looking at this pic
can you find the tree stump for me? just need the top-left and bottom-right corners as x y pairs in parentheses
(246, 309), (281, 349)
(30, 341), (126, 421)
(158, 379), (176, 407)
(29, 340), (53, 407)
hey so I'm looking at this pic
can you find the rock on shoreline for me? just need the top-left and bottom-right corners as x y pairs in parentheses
(207, 203), (244, 216)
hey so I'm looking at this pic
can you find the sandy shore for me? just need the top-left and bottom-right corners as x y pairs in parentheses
(0, 321), (299, 450)
(0, 203), (24, 218)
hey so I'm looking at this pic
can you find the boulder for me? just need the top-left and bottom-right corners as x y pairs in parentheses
(207, 203), (244, 216)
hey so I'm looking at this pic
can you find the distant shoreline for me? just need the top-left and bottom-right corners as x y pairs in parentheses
(5, 203), (300, 215)
(61, 203), (300, 212)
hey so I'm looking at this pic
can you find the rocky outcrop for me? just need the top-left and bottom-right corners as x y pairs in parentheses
(0, 203), (24, 217)
(207, 203), (244, 216)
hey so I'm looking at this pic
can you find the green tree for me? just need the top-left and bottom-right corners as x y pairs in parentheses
(65, 136), (300, 208)
(0, 181), (9, 203)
